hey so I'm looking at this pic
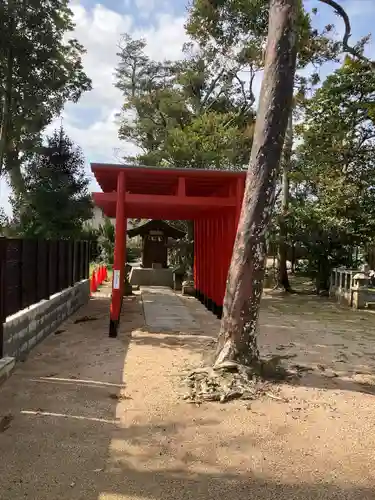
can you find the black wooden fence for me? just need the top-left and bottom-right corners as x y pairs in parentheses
(0, 238), (90, 357)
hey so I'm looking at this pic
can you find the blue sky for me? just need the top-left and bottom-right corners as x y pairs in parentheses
(1, 0), (374, 215)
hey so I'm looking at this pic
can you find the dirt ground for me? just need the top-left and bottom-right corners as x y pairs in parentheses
(0, 286), (375, 500)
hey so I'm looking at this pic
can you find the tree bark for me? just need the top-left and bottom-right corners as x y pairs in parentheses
(277, 111), (293, 292)
(215, 0), (298, 367)
(0, 12), (14, 176)
(186, 220), (194, 276)
(7, 149), (26, 197)
(316, 254), (330, 295)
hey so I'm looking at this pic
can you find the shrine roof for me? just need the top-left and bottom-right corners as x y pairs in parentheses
(91, 163), (246, 220)
(91, 163), (246, 193)
(127, 220), (186, 239)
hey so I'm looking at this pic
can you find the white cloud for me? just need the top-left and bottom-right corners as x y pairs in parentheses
(346, 0), (375, 18)
(135, 0), (157, 18)
(0, 1), (189, 214)
(60, 4), (188, 167)
(126, 0), (172, 19)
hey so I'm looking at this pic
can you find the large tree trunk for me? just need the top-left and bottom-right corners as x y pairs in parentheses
(0, 16), (14, 176)
(277, 111), (293, 292)
(215, 0), (298, 367)
(186, 220), (194, 277)
(6, 148), (26, 196)
(315, 254), (330, 296)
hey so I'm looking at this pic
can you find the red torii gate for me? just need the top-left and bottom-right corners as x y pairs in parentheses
(91, 163), (246, 337)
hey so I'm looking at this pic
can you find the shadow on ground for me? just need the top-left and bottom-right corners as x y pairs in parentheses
(3, 401), (374, 499)
(257, 292), (375, 397)
(134, 289), (375, 397)
(94, 470), (375, 500)
(1, 288), (375, 499)
(131, 333), (216, 353)
(176, 291), (375, 398)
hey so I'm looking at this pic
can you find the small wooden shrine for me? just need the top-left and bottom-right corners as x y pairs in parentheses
(127, 220), (185, 269)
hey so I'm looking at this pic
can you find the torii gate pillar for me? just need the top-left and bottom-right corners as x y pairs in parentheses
(109, 171), (126, 337)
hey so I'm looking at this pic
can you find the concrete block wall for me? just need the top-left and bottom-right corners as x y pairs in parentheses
(2, 279), (90, 360)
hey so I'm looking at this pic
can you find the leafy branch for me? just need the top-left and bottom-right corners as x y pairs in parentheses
(318, 0), (375, 67)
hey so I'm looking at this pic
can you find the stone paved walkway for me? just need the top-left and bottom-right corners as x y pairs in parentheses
(140, 286), (198, 333)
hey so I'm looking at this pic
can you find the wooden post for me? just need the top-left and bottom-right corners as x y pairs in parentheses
(194, 219), (199, 299)
(33, 239), (39, 304)
(196, 219), (202, 302)
(217, 215), (225, 318)
(43, 240), (50, 300)
(201, 219), (207, 308)
(19, 239), (25, 310)
(79, 241), (84, 281)
(36, 239), (43, 302)
(200, 219), (204, 303)
(199, 219), (203, 303)
(207, 218), (213, 312)
(85, 241), (90, 279)
(72, 241), (77, 285)
(69, 241), (74, 287)
(194, 219), (197, 296)
(212, 217), (219, 316)
(211, 218), (215, 312)
(46, 241), (52, 298)
(109, 171), (126, 337)
(210, 218), (215, 312)
(55, 241), (60, 294)
(208, 218), (212, 310)
(122, 217), (128, 296)
(206, 218), (212, 311)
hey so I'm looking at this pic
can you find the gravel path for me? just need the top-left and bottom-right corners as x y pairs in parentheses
(0, 287), (374, 499)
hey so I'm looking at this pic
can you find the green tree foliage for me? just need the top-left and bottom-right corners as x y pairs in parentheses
(97, 217), (116, 265)
(291, 58), (375, 289)
(115, 35), (254, 168)
(0, 0), (91, 195)
(186, 0), (340, 83)
(97, 217), (140, 265)
(186, 0), (341, 291)
(13, 128), (93, 238)
(0, 208), (10, 236)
